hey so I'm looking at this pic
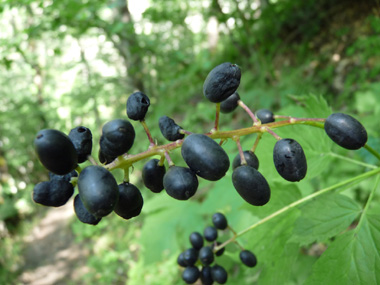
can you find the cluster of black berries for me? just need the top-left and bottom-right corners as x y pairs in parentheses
(177, 213), (257, 284)
(32, 62), (369, 228)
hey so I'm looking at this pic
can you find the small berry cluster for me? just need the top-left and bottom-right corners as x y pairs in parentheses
(177, 213), (257, 284)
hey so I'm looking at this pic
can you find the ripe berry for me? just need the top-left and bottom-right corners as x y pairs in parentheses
(100, 119), (135, 157)
(142, 159), (165, 193)
(256, 109), (275, 124)
(33, 179), (74, 207)
(239, 250), (257, 267)
(73, 194), (101, 225)
(126, 91), (150, 121)
(212, 213), (228, 230)
(273, 138), (307, 182)
(163, 166), (198, 200)
(34, 129), (78, 175)
(78, 165), (119, 218)
(232, 150), (259, 170)
(183, 248), (198, 266)
(199, 246), (215, 266)
(232, 165), (271, 206)
(189, 232), (204, 250)
(211, 264), (228, 284)
(158, 116), (184, 141)
(181, 134), (230, 181)
(200, 266), (214, 285)
(212, 242), (225, 256)
(203, 62), (241, 103)
(177, 252), (187, 267)
(114, 182), (143, 220)
(220, 91), (240, 113)
(68, 126), (93, 163)
(182, 266), (200, 284)
(324, 112), (368, 150)
(204, 226), (218, 242)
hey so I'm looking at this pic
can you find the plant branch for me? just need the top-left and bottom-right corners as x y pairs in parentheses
(364, 144), (380, 161)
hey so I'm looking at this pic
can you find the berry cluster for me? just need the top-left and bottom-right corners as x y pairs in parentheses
(31, 62), (369, 281)
(177, 213), (257, 284)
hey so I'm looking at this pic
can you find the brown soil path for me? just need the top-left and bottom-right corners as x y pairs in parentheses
(18, 201), (89, 285)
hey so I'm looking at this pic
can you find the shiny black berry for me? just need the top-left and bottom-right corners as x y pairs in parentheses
(256, 109), (275, 124)
(203, 62), (241, 103)
(211, 264), (228, 284)
(100, 119), (135, 157)
(142, 159), (165, 193)
(232, 165), (271, 206)
(200, 266), (214, 285)
(232, 150), (259, 170)
(204, 226), (218, 242)
(163, 166), (198, 200)
(114, 182), (143, 220)
(78, 165), (119, 218)
(199, 246), (214, 266)
(183, 248), (198, 266)
(33, 179), (74, 207)
(273, 138), (307, 182)
(239, 250), (257, 267)
(212, 213), (228, 230)
(324, 113), (368, 150)
(189, 232), (204, 250)
(182, 266), (200, 284)
(126, 91), (150, 121)
(181, 134), (230, 181)
(34, 129), (78, 175)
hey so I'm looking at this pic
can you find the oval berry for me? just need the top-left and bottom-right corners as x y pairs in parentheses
(239, 250), (257, 267)
(256, 109), (275, 124)
(212, 213), (228, 230)
(181, 134), (230, 181)
(203, 62), (241, 103)
(114, 182), (143, 220)
(324, 113), (368, 150)
(34, 129), (78, 175)
(204, 226), (218, 242)
(232, 165), (271, 206)
(273, 138), (307, 182)
(142, 159), (165, 193)
(200, 266), (213, 285)
(182, 266), (200, 284)
(163, 166), (198, 200)
(232, 150), (259, 170)
(100, 119), (135, 157)
(211, 264), (228, 284)
(189, 232), (204, 250)
(78, 165), (119, 218)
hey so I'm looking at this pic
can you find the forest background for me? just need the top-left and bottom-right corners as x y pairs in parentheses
(1, 0), (380, 284)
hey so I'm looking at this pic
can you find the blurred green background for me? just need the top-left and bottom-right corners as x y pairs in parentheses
(1, 0), (380, 284)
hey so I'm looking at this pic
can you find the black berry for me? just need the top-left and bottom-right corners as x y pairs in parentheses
(126, 91), (150, 121)
(73, 194), (101, 225)
(239, 250), (257, 267)
(158, 116), (185, 141)
(220, 91), (240, 113)
(212, 213), (228, 230)
(182, 266), (200, 284)
(181, 134), (230, 181)
(183, 248), (198, 266)
(68, 126), (93, 163)
(142, 159), (165, 193)
(232, 165), (271, 206)
(203, 62), (241, 103)
(273, 138), (307, 182)
(324, 113), (368, 150)
(189, 232), (204, 250)
(199, 246), (215, 266)
(100, 119), (135, 157)
(256, 109), (275, 124)
(232, 150), (259, 170)
(200, 266), (214, 285)
(211, 264), (228, 284)
(204, 226), (218, 242)
(78, 165), (119, 218)
(34, 129), (78, 175)
(114, 182), (143, 220)
(163, 166), (198, 200)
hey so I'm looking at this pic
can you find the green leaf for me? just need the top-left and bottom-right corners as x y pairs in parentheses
(290, 193), (361, 246)
(305, 208), (380, 285)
